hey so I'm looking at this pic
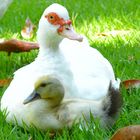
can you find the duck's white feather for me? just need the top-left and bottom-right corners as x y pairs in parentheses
(1, 3), (119, 129)
(60, 37), (115, 99)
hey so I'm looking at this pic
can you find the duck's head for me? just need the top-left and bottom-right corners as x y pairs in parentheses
(23, 76), (64, 106)
(37, 3), (83, 48)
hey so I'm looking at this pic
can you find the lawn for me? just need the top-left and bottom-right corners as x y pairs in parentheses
(0, 0), (140, 139)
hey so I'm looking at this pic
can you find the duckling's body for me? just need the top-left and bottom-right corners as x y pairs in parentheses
(19, 76), (122, 130)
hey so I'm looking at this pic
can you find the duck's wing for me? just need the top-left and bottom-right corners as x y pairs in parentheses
(60, 37), (116, 99)
(60, 39), (115, 80)
(1, 61), (40, 109)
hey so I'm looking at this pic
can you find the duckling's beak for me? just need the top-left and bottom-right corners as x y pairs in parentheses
(23, 90), (41, 105)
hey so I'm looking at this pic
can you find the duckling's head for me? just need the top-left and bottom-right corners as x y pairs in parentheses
(37, 3), (83, 48)
(23, 76), (65, 106)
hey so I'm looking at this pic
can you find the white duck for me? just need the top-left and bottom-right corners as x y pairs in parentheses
(22, 75), (121, 130)
(1, 3), (118, 125)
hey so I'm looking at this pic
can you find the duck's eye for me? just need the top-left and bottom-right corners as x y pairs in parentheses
(40, 83), (46, 87)
(49, 16), (54, 20)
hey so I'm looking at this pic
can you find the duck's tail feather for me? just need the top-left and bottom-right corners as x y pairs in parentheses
(102, 79), (122, 118)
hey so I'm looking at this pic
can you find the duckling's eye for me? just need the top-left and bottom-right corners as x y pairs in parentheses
(40, 83), (46, 87)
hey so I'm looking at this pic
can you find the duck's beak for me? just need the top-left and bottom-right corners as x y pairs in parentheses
(59, 26), (83, 42)
(23, 90), (41, 105)
(58, 20), (83, 42)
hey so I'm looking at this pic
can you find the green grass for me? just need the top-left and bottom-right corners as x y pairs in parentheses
(0, 0), (140, 139)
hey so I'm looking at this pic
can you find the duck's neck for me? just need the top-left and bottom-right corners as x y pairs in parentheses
(38, 44), (60, 59)
(36, 30), (63, 59)
(38, 40), (63, 58)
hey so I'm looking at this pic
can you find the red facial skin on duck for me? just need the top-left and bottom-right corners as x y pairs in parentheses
(45, 12), (71, 33)
(45, 12), (83, 42)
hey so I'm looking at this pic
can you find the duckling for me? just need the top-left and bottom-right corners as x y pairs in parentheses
(23, 75), (64, 107)
(23, 76), (122, 130)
